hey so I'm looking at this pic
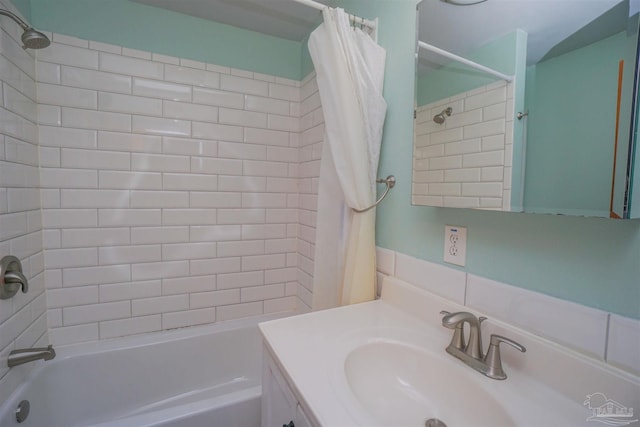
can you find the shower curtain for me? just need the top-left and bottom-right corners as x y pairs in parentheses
(308, 8), (387, 310)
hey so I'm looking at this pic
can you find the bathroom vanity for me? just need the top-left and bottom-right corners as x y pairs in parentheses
(261, 347), (315, 427)
(259, 277), (640, 427)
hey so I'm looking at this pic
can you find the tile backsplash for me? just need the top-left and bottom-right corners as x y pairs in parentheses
(376, 247), (640, 376)
(36, 33), (316, 345)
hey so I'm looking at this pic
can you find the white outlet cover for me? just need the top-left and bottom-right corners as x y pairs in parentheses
(444, 225), (467, 267)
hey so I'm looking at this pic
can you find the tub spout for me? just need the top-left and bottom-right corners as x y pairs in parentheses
(8, 345), (55, 368)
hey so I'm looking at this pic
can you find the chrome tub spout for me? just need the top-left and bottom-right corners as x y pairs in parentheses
(8, 345), (55, 368)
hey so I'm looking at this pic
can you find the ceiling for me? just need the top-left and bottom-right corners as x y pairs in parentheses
(418, 0), (630, 71)
(132, 0), (332, 41)
(132, 0), (634, 70)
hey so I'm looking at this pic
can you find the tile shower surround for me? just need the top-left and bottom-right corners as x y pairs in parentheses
(0, 0), (48, 403)
(413, 81), (514, 210)
(33, 32), (323, 345)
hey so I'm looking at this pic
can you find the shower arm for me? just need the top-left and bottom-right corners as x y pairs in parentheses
(0, 9), (30, 30)
(0, 8), (50, 50)
(352, 175), (396, 213)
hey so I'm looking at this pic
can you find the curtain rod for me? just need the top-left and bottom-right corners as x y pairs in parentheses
(418, 41), (514, 82)
(290, 0), (377, 31)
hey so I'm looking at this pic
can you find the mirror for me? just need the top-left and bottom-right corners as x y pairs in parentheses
(413, 0), (640, 218)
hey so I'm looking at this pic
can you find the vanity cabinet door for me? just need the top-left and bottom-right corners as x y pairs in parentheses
(262, 349), (297, 427)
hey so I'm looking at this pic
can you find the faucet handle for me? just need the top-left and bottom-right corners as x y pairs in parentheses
(490, 334), (526, 352)
(484, 334), (526, 380)
(1, 256), (28, 299)
(5, 270), (28, 293)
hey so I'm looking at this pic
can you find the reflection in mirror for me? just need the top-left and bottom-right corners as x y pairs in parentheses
(413, 0), (639, 218)
(413, 32), (525, 211)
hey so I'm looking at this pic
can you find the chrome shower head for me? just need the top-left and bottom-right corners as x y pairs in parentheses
(21, 28), (50, 49)
(433, 107), (452, 124)
(0, 9), (50, 50)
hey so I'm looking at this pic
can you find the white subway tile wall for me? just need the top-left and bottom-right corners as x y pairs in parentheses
(0, 0), (49, 403)
(37, 34), (307, 345)
(375, 246), (640, 375)
(413, 81), (514, 210)
(296, 73), (322, 313)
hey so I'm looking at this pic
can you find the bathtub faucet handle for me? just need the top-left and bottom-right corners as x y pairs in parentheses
(1, 255), (29, 299)
(5, 270), (28, 292)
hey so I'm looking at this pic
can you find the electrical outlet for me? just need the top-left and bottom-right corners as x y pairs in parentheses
(444, 225), (466, 266)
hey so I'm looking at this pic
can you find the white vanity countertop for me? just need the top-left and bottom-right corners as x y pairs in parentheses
(260, 297), (422, 426)
(259, 278), (640, 427)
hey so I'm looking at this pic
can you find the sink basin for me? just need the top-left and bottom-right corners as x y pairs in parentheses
(344, 341), (516, 427)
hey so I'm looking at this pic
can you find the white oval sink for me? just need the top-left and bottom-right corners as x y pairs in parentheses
(344, 341), (516, 427)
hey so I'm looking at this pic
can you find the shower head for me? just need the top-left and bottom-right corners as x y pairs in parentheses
(0, 9), (50, 50)
(433, 107), (452, 124)
(21, 27), (50, 49)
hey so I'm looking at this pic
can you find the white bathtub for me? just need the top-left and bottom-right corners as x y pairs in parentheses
(0, 315), (280, 427)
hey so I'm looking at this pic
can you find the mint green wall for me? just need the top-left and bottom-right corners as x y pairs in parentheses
(416, 31), (520, 107)
(524, 32), (625, 217)
(301, 33), (315, 78)
(26, 0), (302, 80)
(8, 0), (30, 21)
(337, 0), (640, 319)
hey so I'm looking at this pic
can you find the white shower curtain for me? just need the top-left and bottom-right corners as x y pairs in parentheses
(308, 8), (387, 310)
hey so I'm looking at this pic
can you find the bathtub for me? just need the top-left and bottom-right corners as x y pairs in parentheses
(0, 314), (282, 427)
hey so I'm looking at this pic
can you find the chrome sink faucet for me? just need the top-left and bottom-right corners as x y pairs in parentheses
(440, 311), (525, 380)
(7, 345), (56, 368)
(441, 311), (486, 359)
